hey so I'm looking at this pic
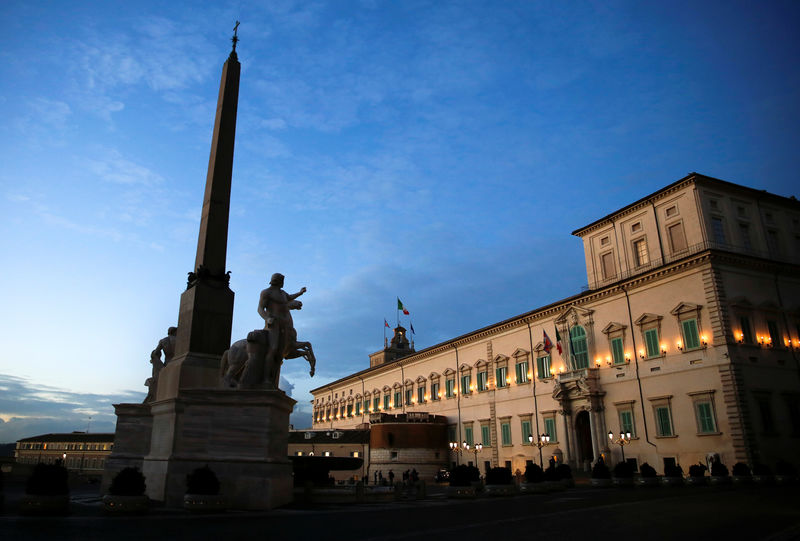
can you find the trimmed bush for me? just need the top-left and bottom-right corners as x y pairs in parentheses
(613, 461), (634, 478)
(109, 467), (146, 496)
(449, 465), (480, 487)
(688, 464), (707, 478)
(556, 464), (572, 480)
(26, 463), (69, 496)
(753, 463), (772, 476)
(710, 461), (729, 477)
(639, 463), (657, 478)
(485, 467), (513, 485)
(543, 463), (560, 481)
(732, 462), (751, 476)
(775, 461), (797, 476)
(591, 460), (611, 479)
(663, 463), (683, 478)
(524, 463), (544, 483)
(186, 465), (220, 495)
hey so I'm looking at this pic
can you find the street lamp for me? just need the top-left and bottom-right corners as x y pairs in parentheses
(449, 441), (466, 466)
(464, 442), (482, 466)
(608, 431), (632, 462)
(528, 433), (550, 467)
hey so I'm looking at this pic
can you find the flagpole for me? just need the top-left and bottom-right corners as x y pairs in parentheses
(396, 297), (400, 327)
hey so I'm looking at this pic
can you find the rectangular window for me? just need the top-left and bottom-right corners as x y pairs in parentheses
(481, 424), (491, 447)
(644, 328), (660, 358)
(667, 222), (687, 254)
(739, 222), (752, 250)
(445, 378), (455, 398)
(619, 410), (635, 437)
(383, 394), (390, 410)
(500, 422), (512, 446)
(695, 401), (717, 433)
(711, 217), (726, 244)
(755, 394), (775, 433)
(447, 425), (457, 443)
(740, 316), (754, 344)
(394, 391), (402, 408)
(655, 405), (674, 437)
(477, 371), (488, 392)
(364, 399), (369, 412)
(374, 397), (380, 411)
(431, 382), (440, 401)
(460, 374), (471, 395)
(601, 252), (615, 281)
(537, 355), (551, 378)
(611, 337), (625, 364)
(347, 404), (353, 416)
(417, 386), (425, 404)
(633, 238), (649, 267)
(355, 402), (361, 416)
(405, 388), (412, 406)
(767, 320), (780, 347)
(516, 361), (529, 383)
(767, 230), (780, 256)
(464, 425), (474, 446)
(521, 420), (532, 443)
(544, 417), (557, 442)
(682, 318), (701, 350)
(496, 366), (508, 388)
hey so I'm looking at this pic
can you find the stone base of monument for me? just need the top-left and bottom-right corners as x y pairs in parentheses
(101, 403), (153, 494)
(142, 387), (295, 510)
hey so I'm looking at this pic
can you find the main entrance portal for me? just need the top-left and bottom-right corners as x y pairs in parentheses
(575, 410), (593, 465)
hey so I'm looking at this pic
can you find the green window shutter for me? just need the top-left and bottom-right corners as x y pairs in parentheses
(374, 397), (380, 411)
(611, 337), (625, 364)
(355, 403), (360, 415)
(544, 418), (557, 441)
(521, 421), (532, 442)
(656, 406), (672, 436)
(516, 362), (528, 383)
(644, 329), (660, 357)
(432, 382), (439, 400)
(537, 356), (551, 378)
(461, 375), (471, 394)
(481, 425), (491, 446)
(620, 410), (634, 436)
(683, 319), (700, 349)
(384, 395), (390, 409)
(570, 326), (589, 369)
(446, 379), (454, 397)
(418, 386), (425, 403)
(465, 426), (474, 446)
(501, 423), (512, 445)
(496, 367), (507, 387)
(697, 402), (715, 433)
(394, 392), (401, 407)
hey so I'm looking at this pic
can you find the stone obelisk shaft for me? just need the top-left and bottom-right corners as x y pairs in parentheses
(172, 51), (240, 365)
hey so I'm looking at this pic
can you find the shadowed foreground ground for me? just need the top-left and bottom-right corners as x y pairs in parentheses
(2, 480), (799, 541)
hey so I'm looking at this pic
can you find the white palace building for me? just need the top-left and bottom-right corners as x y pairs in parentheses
(310, 173), (800, 477)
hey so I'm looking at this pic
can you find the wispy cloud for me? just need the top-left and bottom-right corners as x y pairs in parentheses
(0, 374), (142, 443)
(86, 149), (164, 186)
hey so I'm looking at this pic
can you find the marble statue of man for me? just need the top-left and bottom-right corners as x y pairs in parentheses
(258, 273), (306, 365)
(144, 326), (177, 402)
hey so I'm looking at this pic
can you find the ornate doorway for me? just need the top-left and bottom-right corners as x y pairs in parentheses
(574, 410), (593, 465)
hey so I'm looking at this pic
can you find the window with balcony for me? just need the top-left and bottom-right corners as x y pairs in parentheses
(633, 238), (649, 267)
(570, 325), (589, 369)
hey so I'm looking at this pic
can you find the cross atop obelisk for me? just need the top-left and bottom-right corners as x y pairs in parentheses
(169, 25), (241, 372)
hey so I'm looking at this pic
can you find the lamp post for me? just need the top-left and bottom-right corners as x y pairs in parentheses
(528, 433), (551, 467)
(464, 442), (482, 467)
(608, 431), (632, 462)
(449, 441), (466, 466)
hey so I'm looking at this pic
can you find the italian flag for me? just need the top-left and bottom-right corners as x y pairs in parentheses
(397, 298), (410, 315)
(555, 327), (564, 356)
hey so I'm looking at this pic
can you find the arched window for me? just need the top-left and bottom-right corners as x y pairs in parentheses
(570, 325), (589, 369)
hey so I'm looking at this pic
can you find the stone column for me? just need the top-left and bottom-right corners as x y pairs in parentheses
(559, 408), (573, 466)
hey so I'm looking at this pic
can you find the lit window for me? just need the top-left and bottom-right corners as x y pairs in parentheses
(537, 355), (551, 378)
(496, 366), (508, 388)
(516, 361), (529, 383)
(445, 378), (455, 398)
(476, 370), (488, 392)
(417, 385), (426, 403)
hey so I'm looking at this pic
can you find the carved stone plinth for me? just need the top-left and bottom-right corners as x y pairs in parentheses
(142, 388), (295, 510)
(101, 403), (153, 494)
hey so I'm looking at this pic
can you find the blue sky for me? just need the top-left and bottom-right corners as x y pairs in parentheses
(1, 0), (798, 442)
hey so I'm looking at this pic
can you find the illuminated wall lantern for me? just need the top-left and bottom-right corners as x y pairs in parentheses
(660, 344), (667, 355)
(676, 339), (683, 351)
(624, 353), (631, 363)
(595, 358), (602, 368)
(736, 331), (744, 344)
(638, 349), (645, 360)
(701, 335), (708, 348)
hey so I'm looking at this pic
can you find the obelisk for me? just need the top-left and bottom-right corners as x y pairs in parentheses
(156, 28), (240, 399)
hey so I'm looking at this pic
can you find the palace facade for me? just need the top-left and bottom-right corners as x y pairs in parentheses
(310, 173), (800, 476)
(15, 433), (115, 475)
